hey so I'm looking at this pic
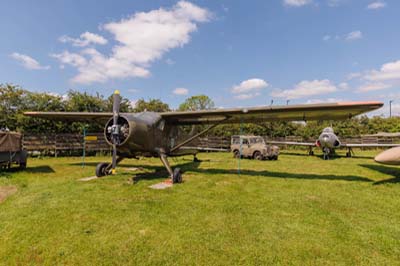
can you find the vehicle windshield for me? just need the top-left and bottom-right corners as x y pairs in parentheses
(250, 137), (265, 144)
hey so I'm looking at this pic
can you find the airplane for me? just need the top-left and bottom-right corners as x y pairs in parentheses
(267, 127), (400, 160)
(24, 91), (383, 183)
(374, 146), (400, 165)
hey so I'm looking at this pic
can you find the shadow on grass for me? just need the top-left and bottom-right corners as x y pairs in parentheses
(359, 164), (400, 185)
(130, 161), (372, 183)
(0, 165), (54, 179)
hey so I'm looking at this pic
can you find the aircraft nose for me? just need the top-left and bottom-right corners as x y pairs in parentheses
(374, 147), (400, 165)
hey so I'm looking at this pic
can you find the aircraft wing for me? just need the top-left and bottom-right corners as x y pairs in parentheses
(341, 143), (400, 148)
(267, 141), (316, 147)
(160, 101), (383, 125)
(23, 112), (113, 123)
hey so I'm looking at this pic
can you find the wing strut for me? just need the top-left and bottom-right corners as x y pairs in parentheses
(170, 120), (226, 153)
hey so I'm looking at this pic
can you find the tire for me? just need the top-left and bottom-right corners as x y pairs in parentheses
(233, 150), (240, 159)
(96, 162), (109, 177)
(253, 151), (263, 160)
(19, 162), (27, 170)
(172, 168), (182, 184)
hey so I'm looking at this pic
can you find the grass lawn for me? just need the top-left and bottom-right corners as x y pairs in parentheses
(1, 150), (400, 265)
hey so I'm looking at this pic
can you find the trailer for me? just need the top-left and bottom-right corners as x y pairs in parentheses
(0, 131), (27, 170)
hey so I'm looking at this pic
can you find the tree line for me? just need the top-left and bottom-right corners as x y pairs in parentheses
(1, 84), (399, 139)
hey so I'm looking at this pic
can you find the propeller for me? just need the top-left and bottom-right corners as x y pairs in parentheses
(111, 90), (121, 174)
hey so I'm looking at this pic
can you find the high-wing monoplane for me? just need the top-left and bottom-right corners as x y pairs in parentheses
(268, 127), (400, 160)
(24, 91), (383, 182)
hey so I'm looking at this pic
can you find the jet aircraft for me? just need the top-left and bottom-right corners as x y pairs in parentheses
(268, 127), (400, 160)
(375, 146), (400, 165)
(24, 91), (383, 182)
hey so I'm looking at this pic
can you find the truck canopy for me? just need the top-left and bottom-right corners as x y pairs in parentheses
(0, 132), (22, 152)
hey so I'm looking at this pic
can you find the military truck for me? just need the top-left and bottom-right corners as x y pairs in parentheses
(0, 131), (27, 170)
(231, 135), (279, 160)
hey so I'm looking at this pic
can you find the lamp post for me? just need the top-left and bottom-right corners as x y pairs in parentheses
(389, 100), (394, 118)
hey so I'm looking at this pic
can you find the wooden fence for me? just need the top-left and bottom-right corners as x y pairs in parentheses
(23, 133), (110, 156)
(22, 133), (400, 155)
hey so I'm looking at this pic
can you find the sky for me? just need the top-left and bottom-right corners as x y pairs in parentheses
(0, 0), (399, 116)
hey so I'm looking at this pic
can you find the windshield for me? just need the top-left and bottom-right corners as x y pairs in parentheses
(250, 137), (265, 144)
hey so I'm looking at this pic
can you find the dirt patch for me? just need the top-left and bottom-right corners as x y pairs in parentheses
(0, 186), (17, 203)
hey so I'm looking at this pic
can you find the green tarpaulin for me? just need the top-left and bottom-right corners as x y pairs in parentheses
(0, 132), (22, 152)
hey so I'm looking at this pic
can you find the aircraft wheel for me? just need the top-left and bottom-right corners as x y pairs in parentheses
(309, 151), (314, 156)
(172, 168), (182, 183)
(233, 150), (241, 159)
(346, 152), (351, 158)
(96, 162), (109, 177)
(253, 151), (263, 160)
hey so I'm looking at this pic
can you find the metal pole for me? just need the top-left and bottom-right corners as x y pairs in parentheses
(238, 117), (243, 176)
(82, 126), (86, 168)
(286, 100), (290, 105)
(389, 100), (393, 118)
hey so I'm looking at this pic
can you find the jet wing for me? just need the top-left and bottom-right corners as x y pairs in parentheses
(23, 112), (113, 123)
(267, 141), (316, 147)
(341, 143), (400, 148)
(160, 102), (383, 125)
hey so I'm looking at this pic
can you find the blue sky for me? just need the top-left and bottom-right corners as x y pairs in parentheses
(1, 0), (399, 115)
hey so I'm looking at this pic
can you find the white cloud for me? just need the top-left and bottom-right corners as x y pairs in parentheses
(234, 92), (261, 100)
(283, 0), (312, 7)
(338, 82), (349, 90)
(52, 1), (211, 84)
(10, 53), (50, 70)
(367, 1), (386, 9)
(173, 87), (189, 95)
(306, 98), (344, 104)
(231, 78), (268, 94)
(271, 79), (337, 100)
(364, 60), (400, 82)
(357, 82), (392, 92)
(322, 35), (331, 41)
(59, 32), (108, 47)
(345, 31), (363, 41)
(347, 72), (362, 80)
(166, 58), (175, 65)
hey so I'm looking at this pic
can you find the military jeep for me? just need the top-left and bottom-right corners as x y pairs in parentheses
(231, 135), (279, 160)
(0, 131), (27, 170)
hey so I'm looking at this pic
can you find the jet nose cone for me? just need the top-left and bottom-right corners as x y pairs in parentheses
(374, 147), (400, 165)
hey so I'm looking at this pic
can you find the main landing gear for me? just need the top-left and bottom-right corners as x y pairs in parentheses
(160, 153), (182, 184)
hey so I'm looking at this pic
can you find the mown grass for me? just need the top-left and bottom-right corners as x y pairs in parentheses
(0, 150), (400, 265)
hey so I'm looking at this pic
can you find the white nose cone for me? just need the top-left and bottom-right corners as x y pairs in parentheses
(374, 147), (400, 165)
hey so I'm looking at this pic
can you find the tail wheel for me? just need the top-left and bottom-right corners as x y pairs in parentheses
(96, 162), (109, 177)
(253, 151), (263, 160)
(172, 168), (182, 184)
(233, 150), (240, 158)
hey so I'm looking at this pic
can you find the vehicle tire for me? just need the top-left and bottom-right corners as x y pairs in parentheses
(96, 162), (109, 177)
(346, 152), (351, 158)
(253, 151), (263, 160)
(19, 162), (27, 170)
(309, 150), (314, 156)
(233, 150), (240, 159)
(172, 168), (182, 184)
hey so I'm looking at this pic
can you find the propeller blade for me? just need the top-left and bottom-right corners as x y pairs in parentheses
(111, 90), (121, 174)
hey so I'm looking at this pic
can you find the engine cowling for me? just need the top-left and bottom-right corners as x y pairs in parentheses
(104, 116), (130, 146)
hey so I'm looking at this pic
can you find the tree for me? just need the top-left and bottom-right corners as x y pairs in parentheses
(0, 84), (28, 131)
(134, 99), (170, 112)
(178, 95), (215, 111)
